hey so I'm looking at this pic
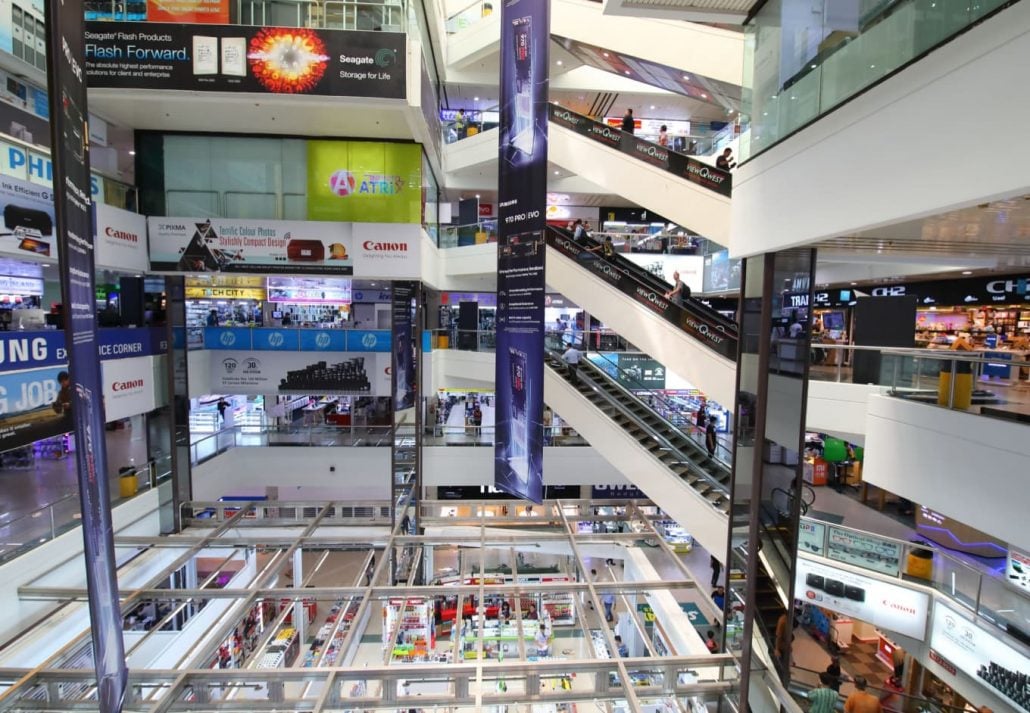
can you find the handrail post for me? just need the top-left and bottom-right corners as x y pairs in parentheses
(836, 348), (843, 383)
(948, 359), (957, 409)
(49, 505), (56, 541)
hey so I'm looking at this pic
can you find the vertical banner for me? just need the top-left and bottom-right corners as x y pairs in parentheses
(494, 0), (549, 503)
(44, 1), (127, 710)
(392, 281), (418, 411)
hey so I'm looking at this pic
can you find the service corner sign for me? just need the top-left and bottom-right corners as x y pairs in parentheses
(84, 23), (406, 99)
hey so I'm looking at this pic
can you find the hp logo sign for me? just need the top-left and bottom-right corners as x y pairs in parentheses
(267, 332), (285, 348)
(219, 331), (236, 347)
(362, 333), (378, 349)
(315, 332), (331, 348)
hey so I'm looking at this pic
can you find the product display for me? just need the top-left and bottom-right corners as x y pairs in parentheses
(279, 359), (370, 393)
(978, 661), (1030, 711)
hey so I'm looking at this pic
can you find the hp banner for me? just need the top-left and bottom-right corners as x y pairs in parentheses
(45, 0), (127, 711)
(494, 0), (549, 503)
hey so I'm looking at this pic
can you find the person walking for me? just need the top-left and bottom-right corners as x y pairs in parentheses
(663, 270), (690, 306)
(809, 673), (840, 713)
(844, 677), (883, 713)
(562, 343), (582, 382)
(706, 420), (718, 458)
(705, 630), (718, 653)
(711, 586), (725, 610)
(590, 235), (616, 261)
(657, 125), (669, 147)
(602, 591), (615, 622)
(716, 147), (736, 170)
(621, 108), (635, 134)
(454, 108), (467, 140)
(615, 634), (629, 657)
(709, 554), (722, 587)
(217, 398), (229, 424)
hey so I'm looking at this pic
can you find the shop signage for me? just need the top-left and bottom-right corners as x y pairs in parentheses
(438, 485), (580, 500)
(0, 328), (169, 373)
(306, 141), (422, 224)
(149, 217), (420, 278)
(494, 0), (549, 505)
(591, 485), (647, 499)
(548, 104), (732, 197)
(587, 352), (666, 390)
(1006, 546), (1030, 594)
(0, 140), (104, 198)
(624, 253), (703, 293)
(0, 275), (43, 294)
(826, 526), (902, 577)
(702, 249), (741, 293)
(930, 600), (1030, 711)
(795, 556), (930, 640)
(146, 0), (230, 23)
(209, 350), (391, 396)
(184, 286), (268, 300)
(798, 519), (826, 556)
(0, 175), (55, 259)
(203, 327), (389, 352)
(546, 231), (738, 360)
(84, 23), (406, 99)
(843, 275), (1030, 306)
(0, 365), (73, 452)
(637, 601), (709, 626)
(812, 289), (857, 307)
(928, 649), (957, 676)
(266, 276), (351, 304)
(101, 354), (166, 422)
(94, 204), (148, 272)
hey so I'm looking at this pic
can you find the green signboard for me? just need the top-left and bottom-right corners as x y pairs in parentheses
(307, 141), (422, 223)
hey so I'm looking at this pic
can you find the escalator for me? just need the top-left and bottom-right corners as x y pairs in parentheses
(545, 225), (738, 408)
(543, 346), (730, 555)
(547, 104), (733, 243)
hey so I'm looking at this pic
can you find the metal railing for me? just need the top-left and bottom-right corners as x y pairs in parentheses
(810, 342), (1030, 417)
(437, 219), (498, 248)
(189, 424), (397, 463)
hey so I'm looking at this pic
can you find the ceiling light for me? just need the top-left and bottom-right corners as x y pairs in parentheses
(728, 109), (734, 114)
(961, 270), (973, 275)
(649, 105), (655, 110)
(682, 75), (690, 81)
(475, 194), (480, 199)
(701, 93), (707, 99)
(556, 60), (563, 66)
(554, 170), (560, 175)
(850, 282), (857, 286)
(624, 70), (630, 75)
(603, 52), (609, 58)
(810, 64), (817, 69)
(473, 96), (479, 101)
(128, 150), (135, 155)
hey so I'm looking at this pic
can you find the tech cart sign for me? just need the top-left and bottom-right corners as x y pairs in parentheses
(795, 556), (930, 640)
(84, 24), (406, 99)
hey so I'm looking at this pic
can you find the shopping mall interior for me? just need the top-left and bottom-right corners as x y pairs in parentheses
(0, 0), (1025, 711)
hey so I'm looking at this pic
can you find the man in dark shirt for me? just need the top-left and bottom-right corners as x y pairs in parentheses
(716, 148), (736, 170)
(621, 108), (635, 134)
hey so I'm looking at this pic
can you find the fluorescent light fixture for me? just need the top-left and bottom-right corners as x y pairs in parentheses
(961, 270), (973, 275)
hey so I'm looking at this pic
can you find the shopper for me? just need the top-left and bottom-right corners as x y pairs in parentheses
(621, 108), (635, 134)
(602, 591), (615, 622)
(471, 404), (483, 438)
(716, 148), (736, 171)
(206, 309), (219, 326)
(615, 634), (629, 657)
(711, 586), (725, 610)
(588, 569), (597, 610)
(535, 625), (550, 656)
(844, 677), (883, 713)
(809, 673), (840, 713)
(825, 656), (844, 692)
(663, 270), (690, 306)
(217, 398), (229, 424)
(710, 555), (722, 587)
(590, 235), (616, 260)
(454, 108), (467, 140)
(705, 420), (718, 458)
(658, 125), (669, 147)
(890, 644), (906, 686)
(562, 343), (582, 382)
(705, 630), (718, 653)
(52, 371), (72, 416)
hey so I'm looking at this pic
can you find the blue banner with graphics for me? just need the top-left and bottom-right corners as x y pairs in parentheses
(204, 327), (391, 352)
(494, 0), (548, 504)
(0, 328), (167, 373)
(0, 365), (73, 452)
(299, 330), (348, 352)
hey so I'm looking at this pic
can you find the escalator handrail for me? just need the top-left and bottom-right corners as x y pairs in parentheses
(547, 348), (730, 499)
(582, 349), (733, 467)
(546, 227), (739, 360)
(546, 102), (733, 197)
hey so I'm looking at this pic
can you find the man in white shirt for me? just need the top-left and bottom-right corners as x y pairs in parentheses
(562, 344), (582, 381)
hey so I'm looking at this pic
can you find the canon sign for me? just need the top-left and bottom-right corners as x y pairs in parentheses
(363, 240), (408, 252)
(112, 378), (144, 392)
(105, 226), (139, 243)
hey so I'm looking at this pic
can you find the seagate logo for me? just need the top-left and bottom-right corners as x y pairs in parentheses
(219, 332), (236, 347)
(267, 332), (285, 348)
(315, 332), (331, 348)
(362, 333), (378, 348)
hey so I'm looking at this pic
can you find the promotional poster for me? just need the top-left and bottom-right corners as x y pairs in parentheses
(548, 104), (733, 197)
(494, 0), (549, 503)
(306, 140), (422, 224)
(209, 350), (390, 396)
(0, 365), (72, 452)
(84, 23), (406, 99)
(148, 217), (420, 277)
(203, 327), (390, 353)
(392, 281), (418, 411)
(45, 0), (127, 709)
(545, 230), (738, 360)
(0, 175), (55, 258)
(146, 0), (230, 24)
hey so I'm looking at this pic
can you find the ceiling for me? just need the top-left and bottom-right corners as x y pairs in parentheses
(600, 0), (759, 23)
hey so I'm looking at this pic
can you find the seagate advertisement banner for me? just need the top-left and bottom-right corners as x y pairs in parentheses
(545, 230), (738, 360)
(494, 0), (549, 504)
(45, 0), (128, 710)
(392, 281), (417, 411)
(547, 104), (732, 197)
(84, 23), (406, 99)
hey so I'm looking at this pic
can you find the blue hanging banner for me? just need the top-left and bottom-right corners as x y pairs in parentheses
(494, 0), (549, 503)
(45, 0), (127, 709)
(392, 282), (418, 411)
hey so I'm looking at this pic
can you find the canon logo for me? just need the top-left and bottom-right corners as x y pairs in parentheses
(363, 240), (407, 252)
(105, 227), (139, 243)
(112, 379), (144, 392)
(881, 599), (916, 616)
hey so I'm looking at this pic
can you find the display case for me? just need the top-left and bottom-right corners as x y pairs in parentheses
(256, 627), (299, 668)
(384, 598), (436, 662)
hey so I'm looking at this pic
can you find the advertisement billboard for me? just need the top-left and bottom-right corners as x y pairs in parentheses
(494, 0), (549, 504)
(0, 174), (55, 259)
(94, 203), (148, 272)
(826, 526), (903, 577)
(307, 141), (422, 224)
(392, 281), (417, 411)
(930, 601), (1030, 713)
(703, 249), (742, 293)
(209, 350), (390, 396)
(84, 23), (406, 99)
(795, 556), (930, 640)
(146, 0), (230, 24)
(0, 364), (72, 452)
(101, 354), (165, 422)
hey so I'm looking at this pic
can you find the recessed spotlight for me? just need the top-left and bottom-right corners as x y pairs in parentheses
(701, 93), (707, 99)
(556, 60), (563, 66)
(961, 270), (973, 275)
(811, 64), (817, 69)
(850, 282), (857, 286)
(870, 64), (876, 69)
(475, 194), (481, 199)
(473, 96), (479, 101)
(682, 75), (690, 81)
(128, 150), (136, 155)
(554, 170), (560, 175)
(603, 52), (609, 58)
(624, 70), (630, 75)
(649, 105), (655, 110)
(728, 109), (734, 114)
